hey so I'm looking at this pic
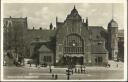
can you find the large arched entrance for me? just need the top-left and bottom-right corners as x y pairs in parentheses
(63, 34), (84, 65)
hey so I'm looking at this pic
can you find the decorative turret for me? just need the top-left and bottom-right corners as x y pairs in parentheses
(85, 17), (88, 27)
(56, 16), (58, 28)
(56, 16), (58, 23)
(71, 5), (78, 14)
(108, 19), (118, 27)
(107, 19), (118, 60)
(66, 5), (81, 21)
(50, 23), (53, 30)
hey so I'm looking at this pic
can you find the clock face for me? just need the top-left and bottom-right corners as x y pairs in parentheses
(72, 43), (76, 46)
(71, 40), (77, 47)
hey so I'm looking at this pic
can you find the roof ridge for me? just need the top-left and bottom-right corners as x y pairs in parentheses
(39, 45), (52, 52)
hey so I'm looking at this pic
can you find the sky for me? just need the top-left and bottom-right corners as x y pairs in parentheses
(3, 3), (124, 29)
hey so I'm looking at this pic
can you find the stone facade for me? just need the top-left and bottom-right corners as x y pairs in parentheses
(3, 6), (124, 66)
(3, 16), (28, 59)
(107, 19), (118, 60)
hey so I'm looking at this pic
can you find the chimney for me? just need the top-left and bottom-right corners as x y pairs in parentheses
(33, 27), (35, 30)
(39, 27), (42, 30)
(56, 16), (58, 23)
(85, 17), (88, 27)
(50, 23), (53, 30)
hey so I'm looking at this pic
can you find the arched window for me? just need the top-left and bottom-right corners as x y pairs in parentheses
(63, 34), (84, 54)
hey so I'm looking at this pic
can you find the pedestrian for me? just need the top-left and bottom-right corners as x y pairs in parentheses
(84, 69), (87, 74)
(78, 68), (80, 73)
(72, 70), (73, 75)
(30, 63), (31, 67)
(84, 67), (86, 74)
(81, 68), (83, 73)
(52, 74), (54, 79)
(109, 64), (111, 68)
(35, 63), (37, 67)
(80, 65), (82, 72)
(75, 68), (77, 73)
(55, 74), (58, 80)
(116, 64), (118, 68)
(50, 68), (52, 73)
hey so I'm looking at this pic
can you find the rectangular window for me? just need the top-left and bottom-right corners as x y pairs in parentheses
(44, 56), (52, 62)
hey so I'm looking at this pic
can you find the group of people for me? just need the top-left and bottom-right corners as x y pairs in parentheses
(105, 63), (119, 68)
(74, 66), (87, 74)
(52, 74), (58, 80)
(105, 63), (111, 68)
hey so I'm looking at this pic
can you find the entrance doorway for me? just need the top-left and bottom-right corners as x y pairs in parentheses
(64, 56), (84, 65)
(95, 56), (103, 65)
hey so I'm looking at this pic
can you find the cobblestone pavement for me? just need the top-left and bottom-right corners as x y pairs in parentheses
(3, 63), (124, 80)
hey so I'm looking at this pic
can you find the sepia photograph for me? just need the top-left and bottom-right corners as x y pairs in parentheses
(1, 0), (127, 81)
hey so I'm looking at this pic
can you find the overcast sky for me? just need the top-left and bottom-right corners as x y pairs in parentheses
(3, 3), (124, 29)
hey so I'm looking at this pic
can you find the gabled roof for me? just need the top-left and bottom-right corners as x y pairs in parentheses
(89, 26), (107, 40)
(25, 29), (56, 45)
(38, 45), (52, 52)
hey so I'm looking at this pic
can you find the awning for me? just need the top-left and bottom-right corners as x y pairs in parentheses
(64, 54), (84, 57)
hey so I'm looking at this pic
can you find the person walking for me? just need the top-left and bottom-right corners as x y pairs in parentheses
(50, 68), (52, 73)
(52, 74), (54, 79)
(75, 68), (77, 73)
(29, 63), (31, 67)
(116, 63), (118, 68)
(78, 68), (80, 74)
(55, 74), (58, 80)
(49, 65), (52, 73)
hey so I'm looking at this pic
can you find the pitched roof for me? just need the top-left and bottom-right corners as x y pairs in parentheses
(38, 45), (52, 52)
(89, 26), (107, 40)
(25, 29), (56, 45)
(108, 19), (118, 27)
(56, 22), (64, 29)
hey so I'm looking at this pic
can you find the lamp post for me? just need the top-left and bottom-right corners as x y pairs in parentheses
(66, 56), (73, 80)
(66, 68), (71, 80)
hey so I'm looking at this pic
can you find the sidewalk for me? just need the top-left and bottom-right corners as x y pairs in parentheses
(23, 64), (123, 71)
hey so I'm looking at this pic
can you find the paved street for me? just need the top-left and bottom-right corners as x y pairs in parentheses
(3, 63), (124, 80)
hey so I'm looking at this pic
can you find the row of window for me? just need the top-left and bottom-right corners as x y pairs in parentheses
(64, 34), (83, 47)
(64, 47), (84, 53)
(44, 56), (52, 62)
(95, 57), (103, 63)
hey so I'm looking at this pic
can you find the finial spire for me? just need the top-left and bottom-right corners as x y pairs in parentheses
(86, 17), (88, 26)
(112, 3), (114, 19)
(50, 22), (53, 30)
(74, 5), (76, 9)
(56, 16), (58, 22)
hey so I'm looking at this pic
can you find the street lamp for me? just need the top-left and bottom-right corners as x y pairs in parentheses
(66, 68), (71, 80)
(66, 56), (73, 80)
